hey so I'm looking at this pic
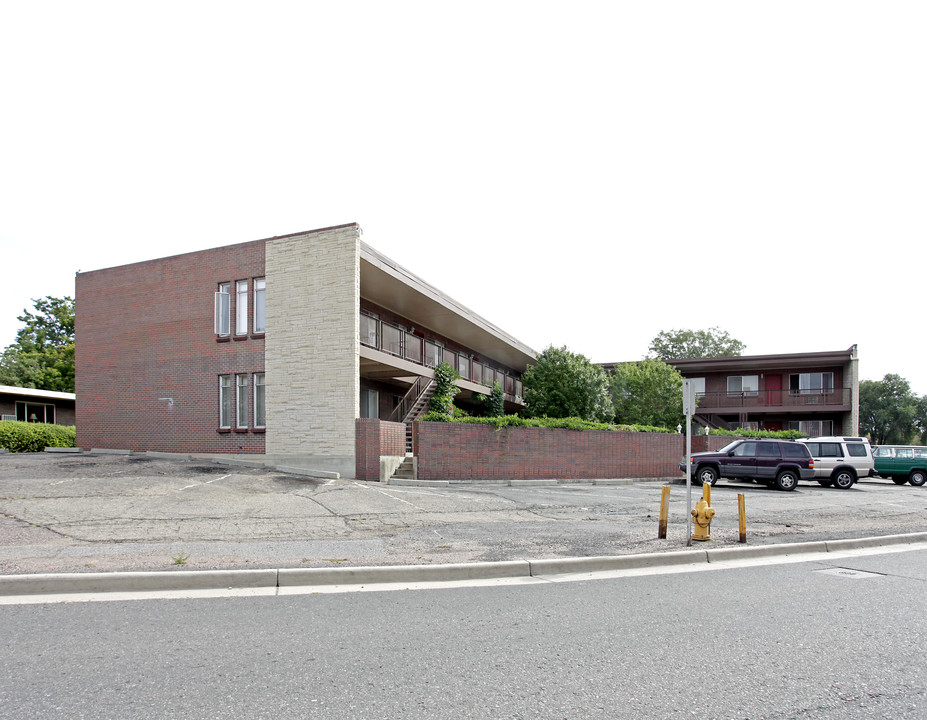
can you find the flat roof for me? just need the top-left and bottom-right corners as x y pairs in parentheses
(0, 385), (76, 401)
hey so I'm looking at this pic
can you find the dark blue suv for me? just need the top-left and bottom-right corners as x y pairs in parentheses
(680, 439), (815, 491)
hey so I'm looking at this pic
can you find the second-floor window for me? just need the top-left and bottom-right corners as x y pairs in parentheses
(236, 281), (248, 335)
(215, 283), (231, 336)
(727, 375), (758, 396)
(254, 278), (266, 333)
(790, 372), (833, 395)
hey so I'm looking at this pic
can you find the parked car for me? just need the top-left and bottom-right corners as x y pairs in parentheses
(796, 436), (874, 489)
(680, 439), (815, 491)
(872, 445), (927, 486)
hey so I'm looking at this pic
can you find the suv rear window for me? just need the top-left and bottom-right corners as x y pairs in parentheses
(846, 443), (869, 457)
(782, 443), (809, 458)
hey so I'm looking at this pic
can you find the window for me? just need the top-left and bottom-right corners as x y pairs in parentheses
(873, 446), (893, 458)
(254, 373), (265, 428)
(404, 333), (422, 363)
(757, 442), (779, 457)
(787, 420), (833, 437)
(235, 281), (248, 335)
(424, 341), (443, 368)
(689, 377), (706, 399)
(15, 401), (55, 424)
(471, 361), (483, 384)
(219, 375), (232, 428)
(236, 375), (248, 428)
(360, 313), (378, 347)
(360, 388), (379, 419)
(783, 443), (808, 458)
(382, 324), (402, 355)
(732, 442), (757, 457)
(790, 372), (834, 395)
(253, 278), (266, 333)
(727, 375), (758, 396)
(457, 355), (470, 380)
(846, 444), (868, 457)
(215, 283), (231, 336)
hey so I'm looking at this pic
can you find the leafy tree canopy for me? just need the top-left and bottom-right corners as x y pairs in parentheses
(859, 374), (924, 445)
(648, 327), (745, 360)
(610, 358), (684, 429)
(522, 345), (613, 423)
(0, 296), (75, 392)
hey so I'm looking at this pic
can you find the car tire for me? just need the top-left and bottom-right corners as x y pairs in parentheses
(892, 477), (908, 485)
(831, 469), (856, 490)
(775, 470), (799, 491)
(817, 479), (833, 487)
(909, 470), (927, 487)
(696, 466), (718, 486)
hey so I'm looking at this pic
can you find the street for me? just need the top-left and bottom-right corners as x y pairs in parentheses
(1, 546), (925, 719)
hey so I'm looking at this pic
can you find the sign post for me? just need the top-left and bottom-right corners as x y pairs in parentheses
(682, 379), (696, 546)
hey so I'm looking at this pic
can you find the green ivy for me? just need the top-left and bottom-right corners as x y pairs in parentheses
(429, 361), (461, 415)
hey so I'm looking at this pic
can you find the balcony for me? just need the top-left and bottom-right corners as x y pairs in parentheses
(694, 388), (851, 414)
(360, 312), (523, 401)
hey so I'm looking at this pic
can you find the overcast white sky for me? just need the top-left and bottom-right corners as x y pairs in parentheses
(1, 1), (925, 394)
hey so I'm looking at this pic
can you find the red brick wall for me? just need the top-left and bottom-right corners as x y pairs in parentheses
(413, 421), (685, 481)
(76, 241), (266, 453)
(355, 418), (406, 481)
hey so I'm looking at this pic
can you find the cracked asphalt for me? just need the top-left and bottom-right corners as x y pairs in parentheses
(1, 451), (926, 575)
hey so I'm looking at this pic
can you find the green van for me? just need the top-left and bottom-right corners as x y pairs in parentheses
(872, 445), (927, 486)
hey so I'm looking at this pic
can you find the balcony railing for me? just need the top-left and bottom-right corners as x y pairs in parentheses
(694, 388), (851, 411)
(360, 312), (523, 399)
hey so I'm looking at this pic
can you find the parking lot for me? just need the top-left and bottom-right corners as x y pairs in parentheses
(1, 451), (926, 575)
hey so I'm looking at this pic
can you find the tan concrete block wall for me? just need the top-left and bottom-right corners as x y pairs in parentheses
(264, 225), (360, 464)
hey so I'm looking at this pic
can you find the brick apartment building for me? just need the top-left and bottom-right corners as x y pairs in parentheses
(667, 346), (860, 436)
(75, 224), (536, 476)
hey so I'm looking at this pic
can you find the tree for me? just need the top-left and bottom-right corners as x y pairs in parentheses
(610, 358), (684, 429)
(0, 296), (75, 392)
(859, 374), (922, 445)
(522, 345), (613, 423)
(648, 327), (745, 360)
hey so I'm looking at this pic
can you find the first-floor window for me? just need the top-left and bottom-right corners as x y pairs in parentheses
(219, 375), (232, 428)
(788, 419), (833, 437)
(236, 375), (248, 428)
(360, 388), (379, 419)
(254, 373), (266, 428)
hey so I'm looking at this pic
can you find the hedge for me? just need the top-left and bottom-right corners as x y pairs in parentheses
(0, 421), (77, 453)
(418, 412), (674, 434)
(706, 428), (806, 440)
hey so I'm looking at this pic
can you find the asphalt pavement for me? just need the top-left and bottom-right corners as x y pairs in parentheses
(1, 450), (926, 598)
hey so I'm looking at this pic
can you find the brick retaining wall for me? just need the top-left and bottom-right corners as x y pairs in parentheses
(355, 418), (406, 481)
(413, 421), (683, 482)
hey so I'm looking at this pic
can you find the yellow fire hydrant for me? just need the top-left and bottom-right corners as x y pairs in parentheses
(691, 496), (715, 542)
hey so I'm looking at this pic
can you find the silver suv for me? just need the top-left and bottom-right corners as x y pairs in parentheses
(796, 436), (874, 489)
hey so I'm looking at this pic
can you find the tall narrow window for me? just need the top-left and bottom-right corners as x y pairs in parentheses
(219, 375), (232, 428)
(215, 283), (230, 336)
(360, 388), (379, 418)
(236, 374), (248, 428)
(254, 278), (266, 333)
(254, 373), (265, 428)
(236, 280), (248, 335)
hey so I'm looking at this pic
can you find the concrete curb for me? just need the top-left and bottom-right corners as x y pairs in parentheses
(3, 533), (927, 600)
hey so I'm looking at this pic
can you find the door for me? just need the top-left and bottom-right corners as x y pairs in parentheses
(766, 374), (782, 406)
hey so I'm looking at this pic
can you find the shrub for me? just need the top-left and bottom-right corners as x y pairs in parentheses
(0, 421), (76, 453)
(429, 361), (461, 415)
(708, 428), (806, 440)
(417, 413), (674, 434)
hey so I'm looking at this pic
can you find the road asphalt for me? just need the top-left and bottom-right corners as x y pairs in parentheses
(2, 450), (927, 600)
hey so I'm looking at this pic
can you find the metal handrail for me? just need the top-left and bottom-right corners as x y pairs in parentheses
(387, 376), (431, 423)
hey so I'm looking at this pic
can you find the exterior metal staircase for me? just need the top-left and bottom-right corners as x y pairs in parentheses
(387, 376), (437, 456)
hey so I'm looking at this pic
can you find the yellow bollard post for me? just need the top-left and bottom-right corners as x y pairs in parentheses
(738, 493), (747, 543)
(702, 481), (711, 507)
(658, 485), (671, 539)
